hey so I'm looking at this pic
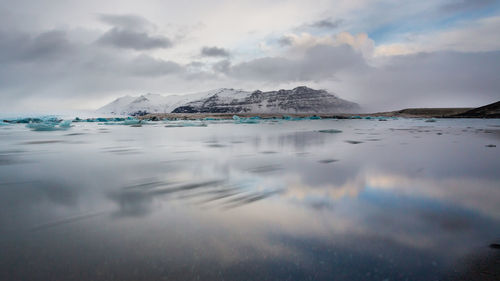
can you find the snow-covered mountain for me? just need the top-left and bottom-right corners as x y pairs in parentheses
(97, 87), (360, 115)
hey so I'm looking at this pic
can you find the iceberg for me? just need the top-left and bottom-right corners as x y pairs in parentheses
(26, 119), (72, 131)
(59, 120), (73, 128)
(122, 119), (142, 125)
(232, 115), (260, 124)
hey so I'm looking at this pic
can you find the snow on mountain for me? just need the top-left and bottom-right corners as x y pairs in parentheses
(97, 87), (360, 115)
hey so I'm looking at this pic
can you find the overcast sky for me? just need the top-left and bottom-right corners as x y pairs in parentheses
(0, 0), (499, 112)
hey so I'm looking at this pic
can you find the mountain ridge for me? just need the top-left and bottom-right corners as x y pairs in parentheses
(97, 86), (360, 116)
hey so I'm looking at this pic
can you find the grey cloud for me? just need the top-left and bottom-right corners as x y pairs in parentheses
(293, 18), (343, 32)
(440, 0), (496, 12)
(127, 55), (183, 76)
(187, 61), (205, 68)
(277, 36), (293, 47)
(99, 14), (152, 31)
(225, 44), (368, 82)
(229, 57), (298, 81)
(309, 18), (343, 29)
(212, 59), (231, 73)
(97, 28), (172, 50)
(0, 30), (74, 63)
(343, 51), (500, 111)
(201, 46), (230, 57)
(0, 28), (187, 106)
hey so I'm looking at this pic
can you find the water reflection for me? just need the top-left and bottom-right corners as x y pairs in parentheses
(0, 119), (499, 280)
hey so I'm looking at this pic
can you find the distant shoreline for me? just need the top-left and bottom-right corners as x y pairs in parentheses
(137, 107), (497, 120)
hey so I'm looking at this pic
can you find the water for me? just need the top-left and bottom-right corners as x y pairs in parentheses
(1, 118), (499, 280)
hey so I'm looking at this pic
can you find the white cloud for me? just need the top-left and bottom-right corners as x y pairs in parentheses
(375, 16), (500, 56)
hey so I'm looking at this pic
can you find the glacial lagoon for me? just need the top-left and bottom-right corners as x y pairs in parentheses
(1, 117), (499, 280)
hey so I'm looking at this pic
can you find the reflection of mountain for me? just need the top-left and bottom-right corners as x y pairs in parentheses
(97, 86), (360, 115)
(109, 178), (284, 217)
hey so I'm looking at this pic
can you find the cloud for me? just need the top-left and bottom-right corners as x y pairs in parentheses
(99, 14), (152, 31)
(440, 0), (496, 12)
(292, 18), (343, 33)
(374, 16), (500, 56)
(0, 30), (74, 63)
(127, 55), (183, 76)
(224, 44), (368, 82)
(277, 36), (293, 46)
(0, 27), (187, 110)
(96, 14), (172, 50)
(97, 28), (172, 50)
(309, 18), (343, 29)
(200, 46), (230, 57)
(339, 50), (500, 110)
(212, 59), (231, 73)
(277, 32), (374, 58)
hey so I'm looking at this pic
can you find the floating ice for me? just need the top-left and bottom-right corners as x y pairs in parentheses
(26, 119), (72, 131)
(122, 119), (142, 125)
(308, 116), (322, 120)
(425, 119), (437, 122)
(165, 122), (208, 128)
(59, 120), (73, 128)
(282, 115), (305, 121)
(233, 115), (260, 124)
(4, 116), (60, 124)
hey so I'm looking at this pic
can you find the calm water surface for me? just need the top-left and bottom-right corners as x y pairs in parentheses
(0, 118), (499, 280)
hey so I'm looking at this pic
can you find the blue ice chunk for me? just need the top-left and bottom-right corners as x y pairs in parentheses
(59, 120), (73, 128)
(26, 119), (72, 131)
(122, 119), (141, 125)
(164, 122), (207, 127)
(26, 122), (57, 131)
(282, 115), (305, 121)
(233, 115), (260, 124)
(15, 117), (43, 123)
(308, 116), (322, 120)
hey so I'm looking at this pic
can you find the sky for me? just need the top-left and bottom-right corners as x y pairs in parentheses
(0, 0), (499, 112)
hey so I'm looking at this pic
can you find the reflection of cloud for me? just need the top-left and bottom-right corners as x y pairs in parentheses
(285, 175), (365, 201)
(366, 173), (500, 219)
